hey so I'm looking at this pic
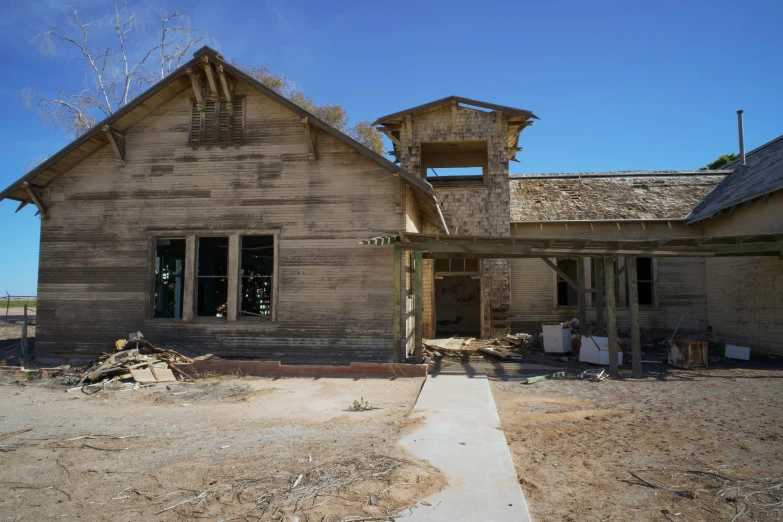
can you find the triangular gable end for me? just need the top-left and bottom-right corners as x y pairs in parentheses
(1, 46), (448, 232)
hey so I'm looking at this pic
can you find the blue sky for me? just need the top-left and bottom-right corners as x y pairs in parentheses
(1, 0), (782, 295)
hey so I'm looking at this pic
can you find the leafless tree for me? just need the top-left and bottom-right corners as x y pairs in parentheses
(23, 1), (209, 135)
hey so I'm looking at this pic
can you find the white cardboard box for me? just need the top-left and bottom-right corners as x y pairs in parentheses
(579, 336), (623, 366)
(543, 324), (571, 353)
(725, 344), (750, 360)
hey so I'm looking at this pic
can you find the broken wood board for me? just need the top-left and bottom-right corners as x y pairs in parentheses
(478, 346), (523, 360)
(129, 368), (176, 384)
(423, 338), (475, 353)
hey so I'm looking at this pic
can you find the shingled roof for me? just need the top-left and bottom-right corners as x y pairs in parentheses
(686, 134), (783, 223)
(509, 171), (728, 221)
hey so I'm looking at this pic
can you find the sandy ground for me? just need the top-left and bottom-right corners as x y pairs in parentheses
(0, 375), (444, 521)
(491, 366), (783, 522)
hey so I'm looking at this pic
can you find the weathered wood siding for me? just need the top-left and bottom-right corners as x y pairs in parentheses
(509, 222), (710, 337)
(703, 195), (783, 355)
(36, 81), (403, 364)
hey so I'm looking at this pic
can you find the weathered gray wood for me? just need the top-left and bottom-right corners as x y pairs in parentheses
(627, 256), (642, 378)
(414, 250), (423, 363)
(595, 258), (605, 336)
(101, 126), (126, 167)
(216, 65), (234, 110)
(22, 183), (48, 218)
(182, 236), (196, 322)
(201, 56), (219, 98)
(577, 258), (586, 335)
(20, 305), (28, 364)
(603, 257), (619, 378)
(302, 117), (316, 160)
(393, 248), (402, 362)
(272, 234), (279, 322)
(227, 235), (239, 321)
(186, 68), (205, 109)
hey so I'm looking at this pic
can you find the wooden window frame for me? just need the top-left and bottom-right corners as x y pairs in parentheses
(146, 229), (279, 323)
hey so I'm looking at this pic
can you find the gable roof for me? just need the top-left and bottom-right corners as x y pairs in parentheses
(1, 46), (448, 232)
(686, 134), (783, 223)
(508, 171), (728, 221)
(372, 96), (539, 125)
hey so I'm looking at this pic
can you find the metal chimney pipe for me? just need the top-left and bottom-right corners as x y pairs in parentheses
(737, 110), (746, 165)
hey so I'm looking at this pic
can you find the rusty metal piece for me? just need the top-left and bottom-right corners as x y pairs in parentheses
(668, 340), (709, 369)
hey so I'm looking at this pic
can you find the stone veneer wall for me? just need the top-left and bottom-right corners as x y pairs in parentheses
(398, 105), (511, 338)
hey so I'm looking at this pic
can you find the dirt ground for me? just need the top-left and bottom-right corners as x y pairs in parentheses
(0, 374), (444, 521)
(491, 366), (783, 522)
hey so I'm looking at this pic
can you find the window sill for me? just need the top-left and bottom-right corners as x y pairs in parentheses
(143, 318), (276, 325)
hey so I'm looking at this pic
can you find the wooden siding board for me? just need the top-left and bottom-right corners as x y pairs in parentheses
(35, 83), (404, 363)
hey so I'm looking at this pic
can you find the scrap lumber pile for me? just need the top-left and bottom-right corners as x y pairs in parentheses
(77, 332), (193, 387)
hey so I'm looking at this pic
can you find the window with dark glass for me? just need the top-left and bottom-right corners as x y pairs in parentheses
(197, 237), (229, 317)
(154, 238), (186, 318)
(240, 235), (274, 318)
(637, 257), (655, 306)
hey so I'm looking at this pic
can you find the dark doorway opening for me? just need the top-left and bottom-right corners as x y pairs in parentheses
(434, 274), (481, 337)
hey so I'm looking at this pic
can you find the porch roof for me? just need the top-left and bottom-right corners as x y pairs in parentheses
(360, 232), (783, 258)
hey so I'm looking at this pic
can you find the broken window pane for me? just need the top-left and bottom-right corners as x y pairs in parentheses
(197, 237), (229, 317)
(154, 238), (185, 318)
(240, 236), (274, 318)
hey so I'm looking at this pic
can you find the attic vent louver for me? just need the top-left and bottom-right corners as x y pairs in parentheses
(190, 97), (245, 145)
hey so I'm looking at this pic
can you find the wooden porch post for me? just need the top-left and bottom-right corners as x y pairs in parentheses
(595, 258), (605, 336)
(577, 259), (586, 335)
(414, 250), (424, 363)
(603, 257), (619, 378)
(627, 256), (642, 378)
(393, 249), (402, 362)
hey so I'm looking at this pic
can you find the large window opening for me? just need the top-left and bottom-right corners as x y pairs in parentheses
(421, 140), (488, 180)
(240, 235), (274, 318)
(197, 237), (229, 317)
(556, 258), (579, 306)
(154, 238), (185, 318)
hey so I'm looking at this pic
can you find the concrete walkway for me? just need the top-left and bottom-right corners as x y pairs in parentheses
(397, 373), (532, 521)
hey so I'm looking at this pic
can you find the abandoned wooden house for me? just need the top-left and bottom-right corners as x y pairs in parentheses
(2, 47), (781, 365)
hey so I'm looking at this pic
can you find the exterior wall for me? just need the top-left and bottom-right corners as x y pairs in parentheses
(703, 195), (783, 355)
(35, 82), (403, 364)
(509, 222), (710, 338)
(403, 186), (421, 354)
(399, 105), (511, 338)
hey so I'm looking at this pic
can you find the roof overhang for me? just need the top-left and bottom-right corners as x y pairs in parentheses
(360, 232), (783, 258)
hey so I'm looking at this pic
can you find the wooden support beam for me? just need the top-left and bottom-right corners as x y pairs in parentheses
(627, 256), (642, 379)
(405, 115), (413, 149)
(227, 235), (239, 321)
(604, 257), (619, 378)
(101, 125), (126, 167)
(185, 68), (205, 108)
(414, 250), (424, 363)
(577, 258), (586, 335)
(378, 127), (401, 147)
(615, 261), (627, 282)
(540, 258), (578, 291)
(393, 173), (402, 214)
(21, 182), (47, 218)
(216, 65), (234, 110)
(201, 56), (219, 99)
(302, 117), (317, 160)
(393, 249), (402, 362)
(595, 258), (605, 336)
(182, 235), (196, 321)
(15, 200), (29, 213)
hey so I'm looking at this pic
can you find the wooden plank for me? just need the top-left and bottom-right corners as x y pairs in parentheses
(577, 258), (586, 335)
(201, 56), (219, 98)
(414, 250), (424, 363)
(393, 248), (402, 362)
(302, 117), (316, 160)
(595, 257), (605, 336)
(627, 256), (642, 378)
(227, 235), (239, 321)
(604, 257), (619, 378)
(22, 183), (48, 218)
(272, 233), (279, 322)
(182, 235), (196, 321)
(101, 126), (126, 167)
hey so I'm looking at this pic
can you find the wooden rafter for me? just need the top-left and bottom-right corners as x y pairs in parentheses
(216, 65), (234, 112)
(22, 182), (47, 218)
(377, 127), (401, 147)
(302, 117), (316, 160)
(201, 56), (219, 99)
(405, 115), (413, 149)
(15, 200), (29, 213)
(101, 125), (126, 167)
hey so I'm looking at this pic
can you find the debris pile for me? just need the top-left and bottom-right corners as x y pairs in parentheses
(77, 332), (193, 387)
